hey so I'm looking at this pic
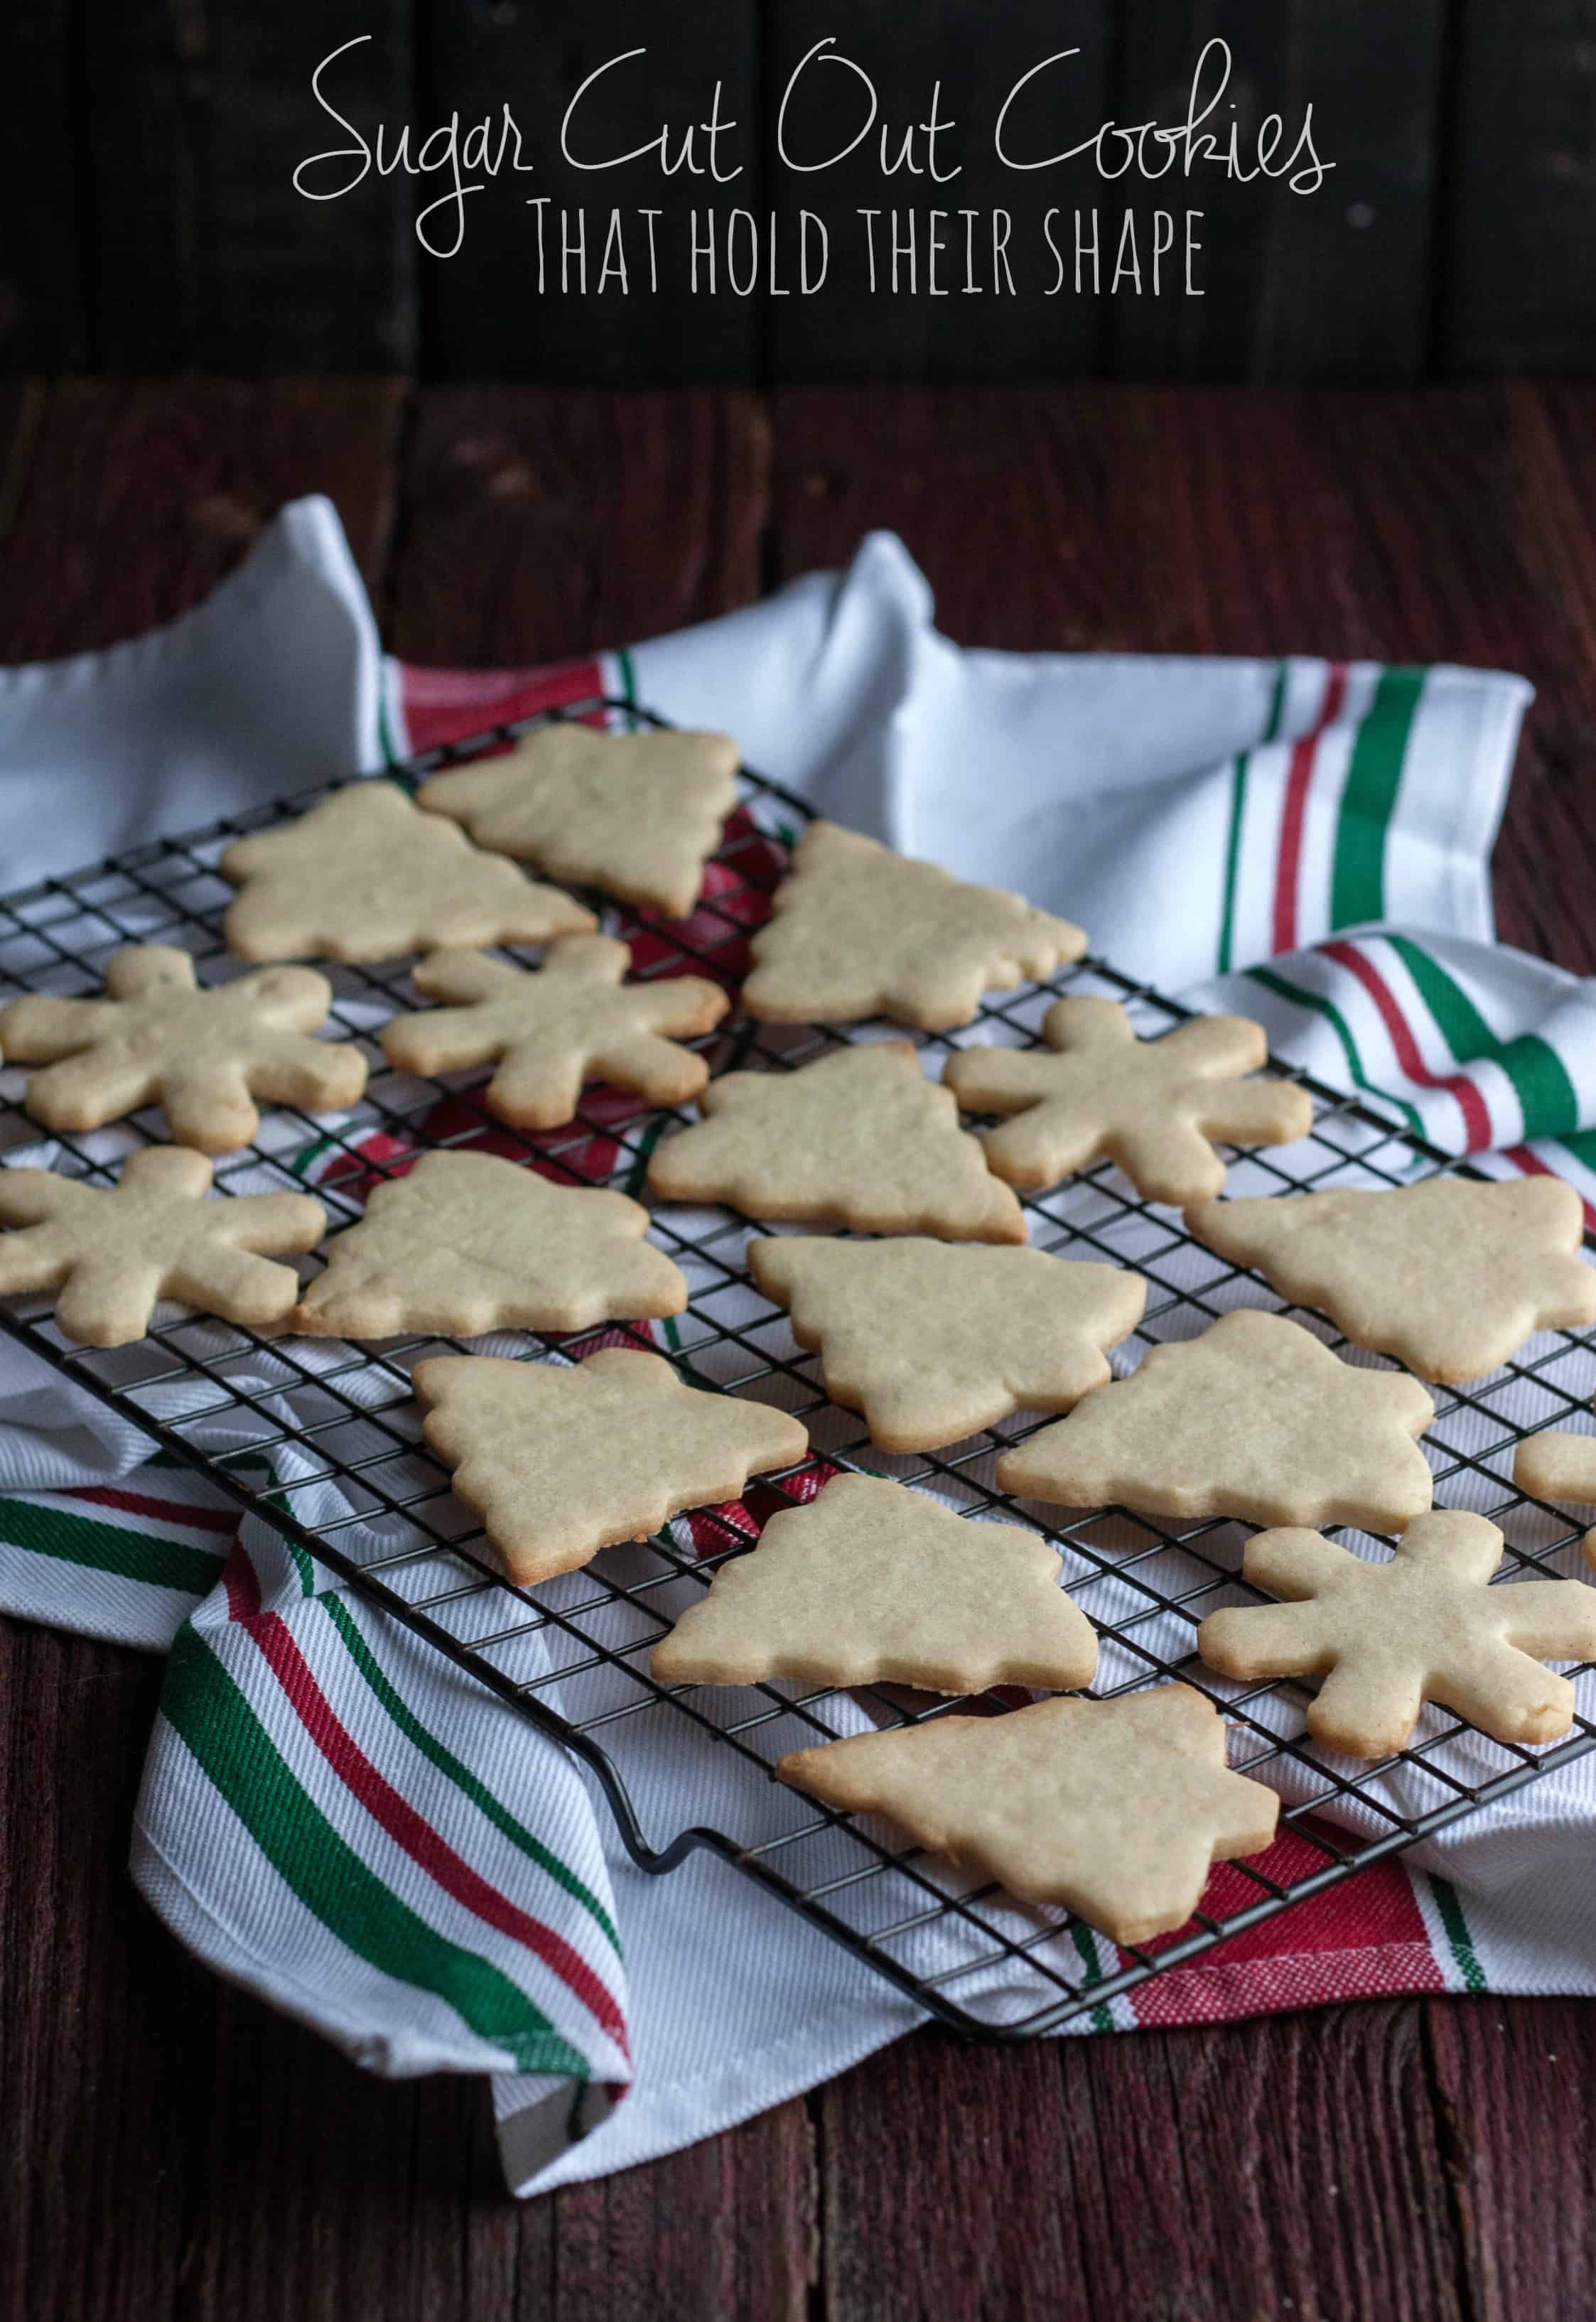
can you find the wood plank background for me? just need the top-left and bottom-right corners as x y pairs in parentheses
(1, 374), (1595, 2320)
(1, 0), (1593, 381)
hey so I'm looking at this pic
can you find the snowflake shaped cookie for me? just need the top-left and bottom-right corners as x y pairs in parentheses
(0, 944), (366, 1152)
(945, 996), (1312, 1204)
(1198, 1509), (1596, 1758)
(380, 937), (729, 1128)
(0, 1149), (325, 1346)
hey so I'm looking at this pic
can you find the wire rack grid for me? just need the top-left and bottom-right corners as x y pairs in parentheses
(2, 696), (1595, 2041)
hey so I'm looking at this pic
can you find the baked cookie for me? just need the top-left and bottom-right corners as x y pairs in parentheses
(1187, 1174), (1596, 1383)
(0, 945), (367, 1153)
(652, 1472), (1097, 1695)
(220, 782), (595, 962)
(293, 1150), (686, 1339)
(647, 1043), (1025, 1243)
(778, 1685), (1279, 1946)
(748, 1234), (1145, 1453)
(413, 1349), (809, 1586)
(944, 997), (1312, 1204)
(998, 1309), (1435, 1530)
(416, 724), (739, 919)
(0, 1150), (325, 1347)
(1197, 1509), (1596, 1759)
(380, 938), (729, 1129)
(743, 821), (1087, 1032)
(1516, 1422), (1596, 1506)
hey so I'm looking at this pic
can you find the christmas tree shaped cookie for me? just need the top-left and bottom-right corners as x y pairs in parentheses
(1188, 1174), (1596, 1383)
(221, 782), (595, 962)
(647, 1043), (1025, 1243)
(778, 1685), (1280, 1945)
(652, 1473), (1097, 1694)
(0, 1149), (325, 1346)
(416, 724), (740, 919)
(0, 944), (367, 1152)
(294, 1151), (686, 1339)
(413, 1349), (809, 1584)
(998, 1309), (1435, 1530)
(743, 820), (1087, 1032)
(749, 1234), (1145, 1452)
(1198, 1509), (1596, 1758)
(945, 996), (1312, 1204)
(380, 937), (729, 1128)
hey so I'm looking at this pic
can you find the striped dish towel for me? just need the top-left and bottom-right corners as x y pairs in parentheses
(3, 504), (1593, 2198)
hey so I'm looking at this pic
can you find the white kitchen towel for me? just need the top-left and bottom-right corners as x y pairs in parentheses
(1, 494), (1588, 2204)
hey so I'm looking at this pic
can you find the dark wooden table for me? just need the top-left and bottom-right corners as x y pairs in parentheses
(1, 379), (1595, 2322)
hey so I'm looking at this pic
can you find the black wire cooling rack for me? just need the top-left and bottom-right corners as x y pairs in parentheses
(2, 696), (1595, 2039)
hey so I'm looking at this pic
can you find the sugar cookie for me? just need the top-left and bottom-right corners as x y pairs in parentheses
(380, 938), (728, 1128)
(1198, 1509), (1596, 1758)
(0, 944), (366, 1152)
(998, 1309), (1435, 1530)
(221, 782), (595, 962)
(412, 1349), (809, 1586)
(652, 1472), (1097, 1694)
(647, 1042), (1025, 1243)
(778, 1685), (1279, 1945)
(416, 724), (739, 919)
(294, 1150), (686, 1339)
(748, 1234), (1145, 1452)
(1187, 1174), (1596, 1383)
(945, 997), (1312, 1204)
(0, 1150), (325, 1346)
(1516, 1423), (1596, 1506)
(743, 820), (1087, 1031)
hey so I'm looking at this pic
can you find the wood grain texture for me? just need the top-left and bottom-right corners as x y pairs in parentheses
(0, 377), (404, 657)
(1428, 1995), (1596, 2322)
(1107, 0), (1443, 382)
(1447, 0), (1596, 375)
(820, 2007), (1469, 2322)
(80, 0), (414, 371)
(385, 386), (769, 661)
(418, 0), (757, 384)
(764, 0), (1109, 383)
